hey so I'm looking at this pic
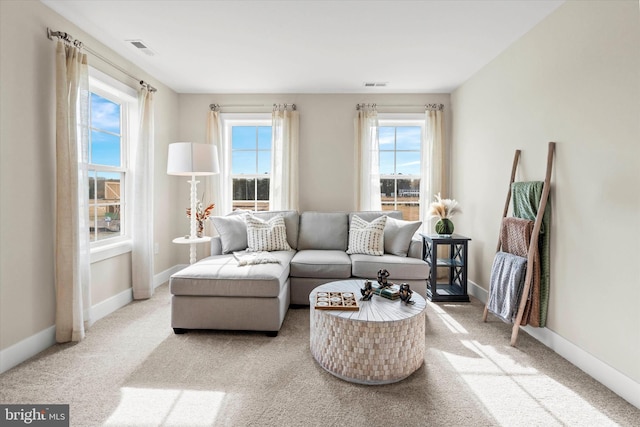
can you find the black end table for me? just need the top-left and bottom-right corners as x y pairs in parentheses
(420, 233), (471, 302)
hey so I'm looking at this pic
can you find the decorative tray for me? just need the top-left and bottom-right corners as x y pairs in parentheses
(314, 291), (360, 311)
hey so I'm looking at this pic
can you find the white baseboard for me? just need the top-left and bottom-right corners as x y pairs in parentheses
(0, 325), (56, 374)
(154, 264), (187, 288)
(1, 264), (187, 375)
(90, 288), (133, 324)
(468, 280), (640, 409)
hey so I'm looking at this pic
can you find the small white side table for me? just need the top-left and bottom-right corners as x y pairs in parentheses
(172, 236), (211, 264)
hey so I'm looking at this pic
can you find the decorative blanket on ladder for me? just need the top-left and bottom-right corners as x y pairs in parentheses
(511, 181), (551, 327)
(500, 216), (541, 326)
(487, 251), (528, 323)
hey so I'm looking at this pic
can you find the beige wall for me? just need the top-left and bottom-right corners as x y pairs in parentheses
(451, 1), (639, 382)
(178, 93), (450, 214)
(0, 1), (181, 350)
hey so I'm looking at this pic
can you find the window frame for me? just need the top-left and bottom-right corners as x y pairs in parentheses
(87, 68), (137, 257)
(377, 113), (425, 221)
(222, 113), (272, 212)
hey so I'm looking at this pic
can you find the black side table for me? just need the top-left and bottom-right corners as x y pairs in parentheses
(420, 233), (471, 302)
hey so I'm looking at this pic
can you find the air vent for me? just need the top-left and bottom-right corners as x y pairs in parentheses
(363, 82), (388, 88)
(127, 40), (155, 56)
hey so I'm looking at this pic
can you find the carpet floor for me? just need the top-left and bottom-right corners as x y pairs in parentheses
(0, 283), (638, 426)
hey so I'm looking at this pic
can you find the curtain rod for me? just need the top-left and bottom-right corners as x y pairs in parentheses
(210, 103), (296, 111)
(356, 103), (444, 111)
(47, 28), (157, 93)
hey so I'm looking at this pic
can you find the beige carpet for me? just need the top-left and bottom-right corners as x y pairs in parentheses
(1, 283), (637, 426)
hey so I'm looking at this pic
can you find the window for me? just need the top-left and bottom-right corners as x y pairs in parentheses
(224, 115), (272, 211)
(378, 116), (424, 221)
(87, 69), (137, 245)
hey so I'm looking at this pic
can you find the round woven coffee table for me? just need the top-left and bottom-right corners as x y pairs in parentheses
(309, 279), (426, 385)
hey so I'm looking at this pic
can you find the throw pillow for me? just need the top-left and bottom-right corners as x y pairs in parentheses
(384, 216), (422, 257)
(211, 214), (248, 254)
(346, 215), (387, 256)
(245, 214), (292, 252)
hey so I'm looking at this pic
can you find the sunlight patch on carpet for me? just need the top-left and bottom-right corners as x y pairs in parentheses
(104, 387), (225, 426)
(429, 301), (469, 334)
(441, 340), (618, 426)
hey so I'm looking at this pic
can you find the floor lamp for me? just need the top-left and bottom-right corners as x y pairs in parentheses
(167, 142), (220, 263)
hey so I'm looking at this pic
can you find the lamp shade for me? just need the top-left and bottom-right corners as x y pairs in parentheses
(167, 142), (220, 176)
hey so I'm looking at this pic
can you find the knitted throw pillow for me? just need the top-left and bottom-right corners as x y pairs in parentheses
(245, 214), (292, 252)
(346, 215), (387, 256)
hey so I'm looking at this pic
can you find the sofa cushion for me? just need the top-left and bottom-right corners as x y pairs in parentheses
(346, 215), (387, 256)
(350, 253), (429, 280)
(245, 214), (292, 252)
(290, 250), (352, 279)
(170, 251), (294, 298)
(211, 210), (299, 253)
(384, 216), (422, 257)
(297, 212), (348, 250)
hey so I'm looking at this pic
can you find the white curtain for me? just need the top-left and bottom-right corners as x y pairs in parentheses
(54, 40), (91, 343)
(419, 105), (446, 232)
(207, 109), (231, 215)
(270, 105), (300, 211)
(131, 86), (155, 299)
(354, 106), (382, 211)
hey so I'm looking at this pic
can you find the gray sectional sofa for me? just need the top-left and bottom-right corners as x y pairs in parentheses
(169, 210), (429, 336)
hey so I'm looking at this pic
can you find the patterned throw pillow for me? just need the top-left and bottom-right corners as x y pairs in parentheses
(245, 214), (292, 252)
(346, 215), (387, 256)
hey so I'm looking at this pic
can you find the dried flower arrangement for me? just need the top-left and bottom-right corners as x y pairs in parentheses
(428, 193), (461, 219)
(186, 196), (215, 237)
(186, 200), (215, 222)
(428, 193), (461, 235)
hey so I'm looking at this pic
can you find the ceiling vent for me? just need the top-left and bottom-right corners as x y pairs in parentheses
(127, 40), (155, 56)
(363, 82), (388, 88)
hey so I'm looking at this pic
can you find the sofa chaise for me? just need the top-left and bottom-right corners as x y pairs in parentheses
(169, 210), (429, 336)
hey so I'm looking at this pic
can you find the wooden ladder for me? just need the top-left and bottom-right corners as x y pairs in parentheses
(483, 141), (555, 346)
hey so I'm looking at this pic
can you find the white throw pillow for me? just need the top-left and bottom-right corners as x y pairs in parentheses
(211, 214), (248, 254)
(384, 216), (422, 257)
(245, 214), (292, 252)
(346, 215), (387, 256)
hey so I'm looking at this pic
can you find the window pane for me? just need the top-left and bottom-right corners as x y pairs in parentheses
(258, 151), (271, 174)
(379, 152), (395, 175)
(398, 179), (420, 195)
(88, 204), (121, 240)
(380, 178), (396, 199)
(381, 203), (397, 214)
(91, 93), (120, 134)
(256, 178), (270, 201)
(95, 173), (121, 202)
(378, 127), (395, 149)
(398, 203), (420, 221)
(91, 130), (121, 167)
(255, 201), (270, 212)
(232, 151), (257, 174)
(231, 126), (256, 149)
(396, 126), (421, 150)
(232, 178), (255, 201)
(396, 152), (421, 175)
(96, 204), (122, 241)
(88, 171), (96, 201)
(257, 126), (272, 149)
